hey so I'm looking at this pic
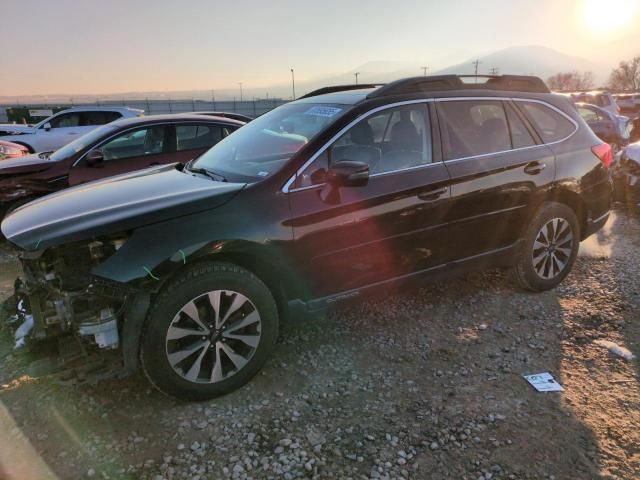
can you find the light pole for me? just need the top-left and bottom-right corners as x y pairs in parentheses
(290, 68), (296, 100)
(239, 82), (243, 102)
(421, 66), (430, 76)
(354, 72), (360, 85)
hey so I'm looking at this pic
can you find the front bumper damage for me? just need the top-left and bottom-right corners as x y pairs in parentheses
(6, 238), (149, 379)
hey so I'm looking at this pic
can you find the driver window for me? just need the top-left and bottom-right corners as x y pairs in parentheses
(331, 104), (431, 175)
(49, 113), (81, 129)
(293, 104), (431, 189)
(99, 126), (166, 161)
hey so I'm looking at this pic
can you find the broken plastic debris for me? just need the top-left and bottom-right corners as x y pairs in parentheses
(594, 339), (636, 361)
(14, 314), (34, 350)
(523, 372), (564, 392)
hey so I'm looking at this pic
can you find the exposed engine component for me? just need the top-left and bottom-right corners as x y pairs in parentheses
(15, 238), (126, 350)
(78, 308), (119, 349)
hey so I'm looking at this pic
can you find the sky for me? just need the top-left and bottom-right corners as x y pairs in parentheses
(2, 0), (639, 97)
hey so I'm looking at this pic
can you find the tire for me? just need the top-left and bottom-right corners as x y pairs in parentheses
(140, 262), (279, 401)
(511, 202), (580, 292)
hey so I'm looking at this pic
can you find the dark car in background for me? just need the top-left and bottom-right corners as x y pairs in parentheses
(1, 75), (612, 401)
(0, 114), (243, 217)
(576, 102), (631, 154)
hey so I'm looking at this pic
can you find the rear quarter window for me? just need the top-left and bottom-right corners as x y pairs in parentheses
(517, 101), (576, 144)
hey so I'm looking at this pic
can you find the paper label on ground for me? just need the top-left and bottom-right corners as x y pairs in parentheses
(523, 372), (564, 392)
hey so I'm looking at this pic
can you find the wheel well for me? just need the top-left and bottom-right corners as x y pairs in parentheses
(159, 252), (293, 319)
(545, 189), (588, 239)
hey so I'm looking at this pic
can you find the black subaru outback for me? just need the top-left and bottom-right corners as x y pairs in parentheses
(2, 75), (612, 400)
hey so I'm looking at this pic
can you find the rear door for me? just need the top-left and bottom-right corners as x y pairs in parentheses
(436, 98), (556, 264)
(288, 102), (451, 299)
(68, 124), (172, 185)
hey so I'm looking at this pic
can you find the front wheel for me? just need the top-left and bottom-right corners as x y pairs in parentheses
(140, 263), (279, 401)
(512, 202), (580, 292)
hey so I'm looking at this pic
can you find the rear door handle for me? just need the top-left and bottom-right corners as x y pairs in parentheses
(418, 187), (448, 201)
(524, 161), (546, 175)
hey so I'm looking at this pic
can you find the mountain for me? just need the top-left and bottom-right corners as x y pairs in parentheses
(432, 45), (606, 83)
(0, 45), (613, 104)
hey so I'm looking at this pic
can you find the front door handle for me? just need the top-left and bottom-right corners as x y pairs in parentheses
(418, 187), (447, 201)
(524, 161), (546, 175)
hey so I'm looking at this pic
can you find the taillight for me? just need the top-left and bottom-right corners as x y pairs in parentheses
(591, 143), (612, 168)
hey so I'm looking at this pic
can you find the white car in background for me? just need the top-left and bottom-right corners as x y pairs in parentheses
(0, 106), (143, 153)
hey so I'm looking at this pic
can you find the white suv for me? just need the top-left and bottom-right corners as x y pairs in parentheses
(0, 106), (143, 153)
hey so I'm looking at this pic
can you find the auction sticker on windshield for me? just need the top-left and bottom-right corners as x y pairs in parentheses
(304, 106), (342, 117)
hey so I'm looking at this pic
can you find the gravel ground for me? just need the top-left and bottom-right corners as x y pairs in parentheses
(0, 208), (638, 480)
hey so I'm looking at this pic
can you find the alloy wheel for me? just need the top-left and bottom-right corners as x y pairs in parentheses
(531, 218), (574, 280)
(165, 290), (262, 384)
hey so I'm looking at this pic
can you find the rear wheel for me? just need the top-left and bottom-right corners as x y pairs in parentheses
(140, 263), (279, 401)
(512, 202), (579, 291)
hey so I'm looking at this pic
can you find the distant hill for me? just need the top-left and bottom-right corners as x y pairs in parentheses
(433, 45), (606, 83)
(0, 45), (615, 104)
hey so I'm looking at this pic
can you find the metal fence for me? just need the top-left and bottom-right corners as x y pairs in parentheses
(0, 98), (290, 123)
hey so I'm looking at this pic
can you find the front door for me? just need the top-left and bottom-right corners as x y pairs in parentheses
(289, 102), (451, 300)
(68, 124), (172, 185)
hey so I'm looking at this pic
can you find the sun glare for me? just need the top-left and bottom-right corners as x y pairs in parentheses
(581, 0), (639, 36)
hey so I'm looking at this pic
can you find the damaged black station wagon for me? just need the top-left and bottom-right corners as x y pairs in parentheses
(1, 75), (612, 400)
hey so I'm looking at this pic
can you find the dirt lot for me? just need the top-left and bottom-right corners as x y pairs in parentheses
(0, 208), (638, 480)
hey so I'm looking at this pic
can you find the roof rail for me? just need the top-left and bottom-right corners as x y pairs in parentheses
(299, 84), (385, 100)
(367, 74), (549, 98)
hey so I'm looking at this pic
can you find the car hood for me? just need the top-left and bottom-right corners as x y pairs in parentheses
(2, 164), (246, 250)
(0, 124), (36, 135)
(0, 153), (53, 173)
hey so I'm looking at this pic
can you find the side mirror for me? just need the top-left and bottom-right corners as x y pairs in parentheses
(43, 122), (52, 131)
(85, 149), (104, 166)
(326, 160), (370, 187)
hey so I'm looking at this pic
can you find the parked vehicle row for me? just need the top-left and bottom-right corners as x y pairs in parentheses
(575, 102), (631, 155)
(0, 107), (144, 154)
(0, 114), (244, 218)
(1, 74), (613, 401)
(613, 93), (640, 114)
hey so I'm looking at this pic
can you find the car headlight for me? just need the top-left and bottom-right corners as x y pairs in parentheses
(0, 144), (25, 156)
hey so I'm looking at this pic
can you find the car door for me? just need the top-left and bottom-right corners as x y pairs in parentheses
(436, 98), (556, 264)
(171, 123), (237, 164)
(288, 102), (451, 300)
(68, 124), (172, 185)
(34, 111), (84, 152)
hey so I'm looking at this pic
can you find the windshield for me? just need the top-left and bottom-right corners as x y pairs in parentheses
(49, 124), (118, 162)
(192, 102), (349, 182)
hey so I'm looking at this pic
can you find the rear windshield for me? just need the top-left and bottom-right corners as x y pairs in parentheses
(192, 103), (349, 183)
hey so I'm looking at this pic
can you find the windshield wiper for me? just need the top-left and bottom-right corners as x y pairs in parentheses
(184, 160), (227, 182)
(38, 151), (52, 160)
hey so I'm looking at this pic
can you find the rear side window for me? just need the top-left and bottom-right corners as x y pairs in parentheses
(176, 124), (224, 151)
(437, 100), (511, 159)
(81, 111), (122, 126)
(517, 101), (576, 143)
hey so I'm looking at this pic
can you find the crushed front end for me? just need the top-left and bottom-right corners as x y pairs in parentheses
(12, 236), (132, 373)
